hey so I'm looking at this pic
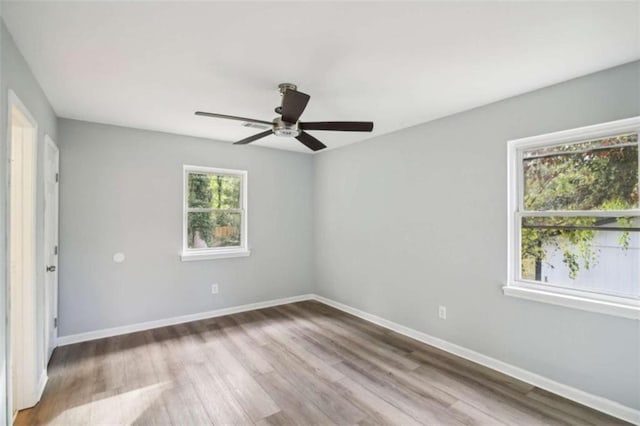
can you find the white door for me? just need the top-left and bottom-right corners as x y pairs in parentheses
(43, 136), (59, 362)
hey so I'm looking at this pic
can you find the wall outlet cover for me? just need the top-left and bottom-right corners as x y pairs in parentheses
(438, 305), (447, 319)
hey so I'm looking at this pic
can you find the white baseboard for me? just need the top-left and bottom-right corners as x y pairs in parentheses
(36, 370), (48, 402)
(54, 292), (638, 424)
(313, 294), (640, 425)
(56, 294), (314, 346)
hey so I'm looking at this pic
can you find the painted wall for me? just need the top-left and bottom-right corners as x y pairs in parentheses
(56, 119), (314, 336)
(0, 19), (58, 423)
(313, 61), (640, 410)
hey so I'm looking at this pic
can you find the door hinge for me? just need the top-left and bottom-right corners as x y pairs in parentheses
(54, 317), (58, 328)
(54, 245), (58, 255)
(55, 172), (59, 183)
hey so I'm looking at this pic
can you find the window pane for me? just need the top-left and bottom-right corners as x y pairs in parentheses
(188, 173), (241, 209)
(187, 211), (242, 248)
(523, 134), (638, 211)
(520, 216), (640, 298)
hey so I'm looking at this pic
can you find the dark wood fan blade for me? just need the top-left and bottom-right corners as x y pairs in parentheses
(195, 111), (273, 126)
(281, 90), (310, 123)
(234, 130), (273, 145)
(300, 121), (374, 132)
(296, 131), (327, 151)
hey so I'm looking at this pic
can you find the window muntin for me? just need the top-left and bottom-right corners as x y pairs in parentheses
(183, 166), (247, 256)
(509, 120), (640, 307)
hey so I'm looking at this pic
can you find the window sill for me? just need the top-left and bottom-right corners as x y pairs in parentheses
(180, 249), (250, 262)
(503, 285), (639, 320)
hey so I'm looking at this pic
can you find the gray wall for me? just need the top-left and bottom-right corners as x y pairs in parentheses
(57, 119), (314, 336)
(0, 19), (58, 423)
(313, 61), (640, 410)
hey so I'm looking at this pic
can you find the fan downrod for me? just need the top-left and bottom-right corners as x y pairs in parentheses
(276, 83), (296, 115)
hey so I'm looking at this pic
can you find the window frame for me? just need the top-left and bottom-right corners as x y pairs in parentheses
(505, 116), (640, 320)
(181, 165), (250, 261)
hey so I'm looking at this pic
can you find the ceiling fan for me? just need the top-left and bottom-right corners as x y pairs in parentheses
(195, 83), (374, 152)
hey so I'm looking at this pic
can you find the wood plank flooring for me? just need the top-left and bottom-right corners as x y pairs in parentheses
(16, 301), (628, 425)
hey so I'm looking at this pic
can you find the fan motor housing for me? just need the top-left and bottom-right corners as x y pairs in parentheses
(273, 117), (300, 137)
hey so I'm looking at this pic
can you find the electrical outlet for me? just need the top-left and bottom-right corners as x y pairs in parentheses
(438, 305), (447, 320)
(211, 284), (219, 294)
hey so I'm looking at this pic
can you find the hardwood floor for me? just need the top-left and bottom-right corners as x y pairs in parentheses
(16, 301), (628, 425)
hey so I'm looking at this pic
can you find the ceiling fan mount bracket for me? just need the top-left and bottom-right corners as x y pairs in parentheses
(278, 83), (297, 94)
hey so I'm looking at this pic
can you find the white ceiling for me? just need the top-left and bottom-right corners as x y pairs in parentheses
(2, 1), (639, 153)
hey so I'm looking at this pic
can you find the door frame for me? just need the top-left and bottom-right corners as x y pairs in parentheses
(6, 89), (41, 419)
(43, 135), (59, 363)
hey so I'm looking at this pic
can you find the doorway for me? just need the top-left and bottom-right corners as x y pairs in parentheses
(7, 90), (39, 418)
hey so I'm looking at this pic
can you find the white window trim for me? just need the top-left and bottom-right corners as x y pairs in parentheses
(180, 165), (250, 261)
(505, 116), (640, 320)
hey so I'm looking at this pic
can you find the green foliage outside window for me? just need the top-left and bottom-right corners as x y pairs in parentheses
(187, 172), (242, 248)
(521, 134), (638, 280)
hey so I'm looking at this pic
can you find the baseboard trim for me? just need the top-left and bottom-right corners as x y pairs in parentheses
(36, 370), (48, 403)
(313, 294), (639, 425)
(57, 294), (314, 346)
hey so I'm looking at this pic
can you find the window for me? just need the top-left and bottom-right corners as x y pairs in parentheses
(506, 117), (640, 320)
(181, 166), (249, 261)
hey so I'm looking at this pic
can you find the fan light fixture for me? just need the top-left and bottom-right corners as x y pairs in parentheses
(273, 117), (300, 137)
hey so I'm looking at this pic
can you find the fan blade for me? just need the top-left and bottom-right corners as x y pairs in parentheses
(234, 130), (273, 145)
(300, 121), (374, 132)
(195, 111), (273, 126)
(280, 89), (310, 123)
(296, 131), (327, 152)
